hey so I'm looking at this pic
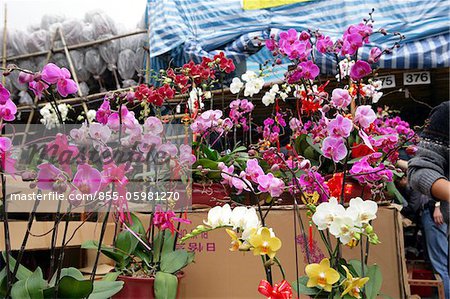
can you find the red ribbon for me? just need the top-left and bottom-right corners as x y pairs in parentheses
(258, 280), (293, 299)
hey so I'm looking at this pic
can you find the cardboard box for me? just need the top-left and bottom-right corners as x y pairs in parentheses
(162, 205), (410, 299)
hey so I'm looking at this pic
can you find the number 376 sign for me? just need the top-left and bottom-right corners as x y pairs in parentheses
(403, 71), (431, 85)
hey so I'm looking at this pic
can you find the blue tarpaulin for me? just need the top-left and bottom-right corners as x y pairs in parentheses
(147, 0), (449, 73)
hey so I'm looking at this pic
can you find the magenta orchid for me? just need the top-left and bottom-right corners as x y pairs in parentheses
(41, 63), (78, 97)
(322, 136), (348, 162)
(350, 60), (372, 81)
(327, 115), (353, 138)
(153, 205), (191, 235)
(354, 105), (377, 128)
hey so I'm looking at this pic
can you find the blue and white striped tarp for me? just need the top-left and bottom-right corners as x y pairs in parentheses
(147, 0), (450, 74)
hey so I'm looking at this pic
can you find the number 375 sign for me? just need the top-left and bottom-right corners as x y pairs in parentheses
(403, 71), (431, 85)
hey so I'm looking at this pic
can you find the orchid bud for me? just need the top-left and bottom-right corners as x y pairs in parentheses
(322, 104), (330, 113)
(21, 170), (36, 181)
(248, 149), (257, 156)
(271, 164), (280, 172)
(18, 72), (34, 84)
(365, 224), (374, 234)
(33, 73), (42, 82)
(126, 91), (135, 103)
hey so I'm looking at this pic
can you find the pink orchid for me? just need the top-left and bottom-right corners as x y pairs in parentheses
(101, 162), (131, 222)
(321, 136), (347, 162)
(18, 72), (35, 84)
(158, 142), (178, 158)
(0, 137), (16, 174)
(29, 81), (49, 99)
(107, 106), (137, 131)
(179, 144), (196, 166)
(232, 171), (252, 194)
(368, 47), (382, 64)
(218, 162), (235, 187)
(96, 100), (111, 125)
(36, 163), (67, 192)
(138, 134), (162, 153)
(316, 36), (333, 53)
(72, 164), (102, 194)
(153, 205), (191, 235)
(341, 33), (362, 55)
(0, 83), (11, 105)
(257, 173), (285, 197)
(144, 116), (164, 135)
(0, 99), (17, 122)
(245, 159), (264, 183)
(354, 105), (376, 128)
(46, 133), (79, 173)
(89, 123), (112, 145)
(327, 115), (353, 138)
(331, 88), (352, 108)
(350, 60), (371, 81)
(41, 63), (78, 97)
(299, 60), (320, 80)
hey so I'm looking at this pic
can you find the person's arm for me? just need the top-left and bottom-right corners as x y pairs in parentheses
(431, 178), (450, 202)
(408, 143), (448, 201)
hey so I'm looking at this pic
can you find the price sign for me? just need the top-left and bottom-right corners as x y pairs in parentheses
(374, 75), (396, 89)
(403, 71), (431, 85)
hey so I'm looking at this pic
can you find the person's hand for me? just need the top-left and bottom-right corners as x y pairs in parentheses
(433, 206), (444, 225)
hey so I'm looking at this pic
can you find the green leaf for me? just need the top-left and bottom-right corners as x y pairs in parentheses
(115, 230), (139, 256)
(49, 267), (84, 286)
(152, 230), (175, 263)
(57, 276), (93, 299)
(386, 181), (405, 204)
(134, 247), (152, 267)
(88, 281), (124, 299)
(232, 146), (247, 153)
(292, 276), (320, 296)
(102, 272), (121, 282)
(348, 259), (363, 277)
(154, 272), (178, 299)
(0, 269), (7, 298)
(11, 267), (46, 299)
(365, 264), (382, 299)
(160, 250), (189, 274)
(81, 240), (127, 265)
(2, 252), (33, 280)
(128, 213), (146, 235)
(306, 135), (323, 155)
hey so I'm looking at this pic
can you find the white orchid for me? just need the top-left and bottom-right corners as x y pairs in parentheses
(262, 91), (276, 106)
(312, 197), (345, 230)
(230, 206), (260, 231)
(328, 212), (358, 245)
(203, 204), (232, 228)
(346, 197), (378, 226)
(230, 77), (244, 94)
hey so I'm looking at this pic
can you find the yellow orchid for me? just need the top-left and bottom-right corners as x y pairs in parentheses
(302, 191), (320, 205)
(341, 265), (369, 298)
(226, 229), (242, 251)
(305, 258), (340, 292)
(248, 227), (282, 259)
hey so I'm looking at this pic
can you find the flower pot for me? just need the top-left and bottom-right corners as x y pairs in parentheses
(192, 183), (229, 207)
(113, 272), (184, 299)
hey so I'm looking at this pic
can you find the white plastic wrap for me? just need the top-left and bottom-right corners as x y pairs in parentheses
(18, 90), (34, 105)
(52, 53), (69, 70)
(118, 49), (136, 81)
(98, 34), (120, 71)
(27, 30), (51, 52)
(9, 30), (30, 56)
(11, 60), (36, 91)
(69, 50), (90, 82)
(84, 10), (117, 39)
(61, 19), (84, 46)
(80, 24), (95, 43)
(85, 48), (107, 77)
(134, 46), (146, 74)
(79, 81), (90, 96)
(40, 14), (65, 30)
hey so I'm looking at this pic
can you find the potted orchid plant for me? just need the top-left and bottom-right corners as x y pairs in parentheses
(181, 10), (413, 299)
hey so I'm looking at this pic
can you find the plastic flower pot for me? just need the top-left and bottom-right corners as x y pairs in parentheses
(192, 183), (229, 207)
(113, 272), (184, 299)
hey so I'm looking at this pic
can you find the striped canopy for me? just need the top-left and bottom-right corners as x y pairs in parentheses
(147, 0), (449, 73)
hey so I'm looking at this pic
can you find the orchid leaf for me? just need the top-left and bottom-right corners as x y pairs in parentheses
(154, 272), (177, 299)
(292, 276), (320, 296)
(81, 240), (127, 265)
(11, 267), (46, 299)
(49, 267), (84, 286)
(115, 230), (139, 256)
(56, 276), (93, 299)
(88, 280), (124, 299)
(365, 264), (382, 299)
(2, 252), (33, 280)
(160, 250), (189, 274)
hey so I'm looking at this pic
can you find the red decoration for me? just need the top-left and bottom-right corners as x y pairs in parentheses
(258, 280), (293, 299)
